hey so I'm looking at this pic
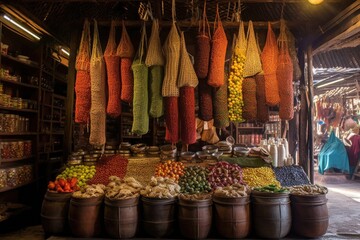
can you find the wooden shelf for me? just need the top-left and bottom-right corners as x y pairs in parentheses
(0, 181), (34, 193)
(122, 135), (142, 139)
(238, 127), (264, 129)
(52, 132), (64, 135)
(0, 132), (37, 136)
(1, 53), (39, 69)
(0, 156), (34, 163)
(0, 106), (38, 113)
(0, 77), (38, 89)
(53, 94), (66, 100)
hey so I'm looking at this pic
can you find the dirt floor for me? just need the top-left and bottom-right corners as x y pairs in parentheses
(0, 172), (359, 240)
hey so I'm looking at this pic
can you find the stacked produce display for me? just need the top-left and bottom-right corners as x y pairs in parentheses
(42, 146), (328, 239)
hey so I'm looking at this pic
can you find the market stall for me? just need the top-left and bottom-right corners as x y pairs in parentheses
(0, 0), (359, 237)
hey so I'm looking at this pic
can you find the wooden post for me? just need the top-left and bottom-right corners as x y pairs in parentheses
(65, 28), (80, 155)
(298, 46), (309, 176)
(307, 45), (315, 184)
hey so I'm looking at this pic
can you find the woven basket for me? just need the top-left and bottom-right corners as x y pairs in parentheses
(242, 77), (257, 121)
(208, 5), (227, 88)
(244, 21), (262, 78)
(180, 87), (196, 144)
(178, 31), (198, 88)
(131, 24), (149, 135)
(277, 20), (294, 120)
(213, 73), (229, 128)
(162, 21), (180, 97)
(75, 19), (91, 124)
(149, 65), (164, 118)
(255, 74), (269, 122)
(104, 20), (121, 117)
(194, 1), (211, 79)
(89, 20), (106, 146)
(164, 96), (179, 144)
(198, 78), (213, 121)
(120, 58), (134, 103)
(117, 21), (135, 58)
(261, 22), (280, 106)
(145, 19), (165, 66)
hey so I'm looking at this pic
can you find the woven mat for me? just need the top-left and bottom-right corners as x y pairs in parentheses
(125, 157), (160, 186)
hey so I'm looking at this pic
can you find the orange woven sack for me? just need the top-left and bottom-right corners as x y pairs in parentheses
(117, 22), (135, 103)
(255, 74), (269, 122)
(242, 77), (257, 121)
(104, 20), (121, 118)
(178, 31), (198, 88)
(277, 20), (294, 120)
(194, 1), (211, 79)
(243, 21), (262, 78)
(89, 20), (106, 146)
(208, 5), (228, 88)
(75, 19), (91, 124)
(261, 22), (280, 106)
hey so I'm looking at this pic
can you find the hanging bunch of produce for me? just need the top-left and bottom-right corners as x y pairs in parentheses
(146, 19), (165, 118)
(228, 21), (246, 122)
(208, 4), (228, 88)
(178, 31), (198, 145)
(89, 20), (106, 146)
(162, 0), (180, 144)
(242, 21), (260, 120)
(277, 19), (294, 120)
(261, 22), (280, 106)
(117, 21), (135, 104)
(194, 1), (211, 79)
(131, 23), (149, 135)
(104, 20), (121, 117)
(74, 19), (91, 124)
(255, 34), (269, 122)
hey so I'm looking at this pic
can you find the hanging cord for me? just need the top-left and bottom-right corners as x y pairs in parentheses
(172, 0), (176, 22)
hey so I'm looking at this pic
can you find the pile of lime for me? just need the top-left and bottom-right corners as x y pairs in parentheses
(57, 165), (96, 187)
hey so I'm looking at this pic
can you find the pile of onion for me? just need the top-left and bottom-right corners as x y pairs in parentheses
(207, 161), (244, 189)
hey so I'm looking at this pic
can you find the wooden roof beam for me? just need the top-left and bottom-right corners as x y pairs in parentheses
(18, 0), (346, 3)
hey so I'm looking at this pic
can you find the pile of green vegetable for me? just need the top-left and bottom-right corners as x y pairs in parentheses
(253, 184), (288, 193)
(178, 166), (212, 194)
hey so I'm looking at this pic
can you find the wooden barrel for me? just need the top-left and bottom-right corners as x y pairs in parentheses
(68, 196), (103, 238)
(141, 196), (176, 238)
(213, 196), (250, 239)
(104, 196), (139, 239)
(251, 191), (291, 239)
(178, 198), (212, 239)
(291, 194), (329, 238)
(41, 191), (72, 235)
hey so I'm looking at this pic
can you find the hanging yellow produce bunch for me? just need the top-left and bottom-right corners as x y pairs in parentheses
(228, 21), (246, 122)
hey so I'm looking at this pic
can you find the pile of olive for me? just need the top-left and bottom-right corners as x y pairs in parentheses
(178, 166), (212, 194)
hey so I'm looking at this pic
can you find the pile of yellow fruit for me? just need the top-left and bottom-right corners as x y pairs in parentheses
(228, 46), (245, 122)
(242, 167), (281, 188)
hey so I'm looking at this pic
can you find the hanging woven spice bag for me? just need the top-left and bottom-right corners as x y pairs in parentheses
(242, 77), (257, 120)
(117, 21), (135, 103)
(255, 33), (269, 122)
(213, 71), (229, 128)
(178, 31), (198, 144)
(146, 19), (165, 118)
(131, 23), (149, 135)
(208, 4), (228, 87)
(163, 0), (180, 144)
(228, 21), (246, 122)
(198, 78), (213, 121)
(277, 20), (294, 120)
(75, 19), (91, 124)
(104, 20), (121, 117)
(286, 28), (301, 82)
(194, 1), (211, 79)
(261, 22), (280, 106)
(243, 21), (262, 78)
(89, 20), (106, 146)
